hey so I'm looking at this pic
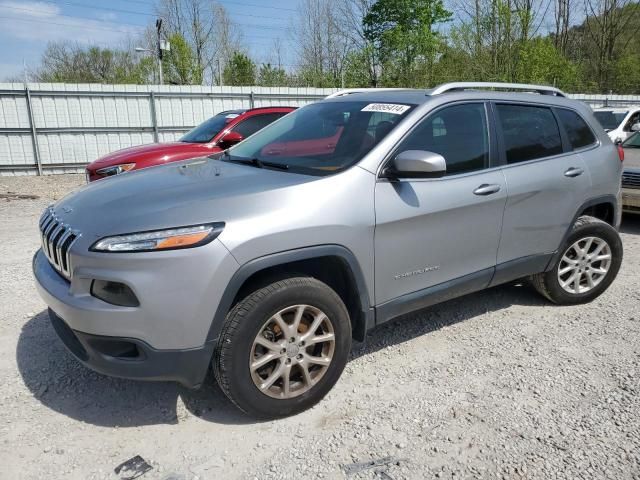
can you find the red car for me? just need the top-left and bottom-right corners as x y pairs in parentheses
(86, 106), (295, 181)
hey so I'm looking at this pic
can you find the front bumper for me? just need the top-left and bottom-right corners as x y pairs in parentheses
(33, 236), (240, 384)
(48, 308), (213, 387)
(622, 187), (640, 213)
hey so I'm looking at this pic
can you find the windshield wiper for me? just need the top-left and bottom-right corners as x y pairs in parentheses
(222, 153), (289, 171)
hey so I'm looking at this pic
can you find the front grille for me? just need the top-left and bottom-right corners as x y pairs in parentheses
(622, 170), (640, 189)
(39, 207), (80, 279)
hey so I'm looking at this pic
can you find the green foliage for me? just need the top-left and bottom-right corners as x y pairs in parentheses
(162, 33), (202, 85)
(257, 63), (287, 86)
(37, 42), (154, 84)
(514, 37), (581, 90)
(364, 0), (452, 86)
(223, 52), (256, 86)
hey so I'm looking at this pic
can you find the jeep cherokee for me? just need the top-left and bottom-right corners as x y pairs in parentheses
(33, 82), (624, 418)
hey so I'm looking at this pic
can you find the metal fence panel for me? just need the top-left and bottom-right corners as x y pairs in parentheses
(1, 83), (639, 175)
(0, 83), (337, 175)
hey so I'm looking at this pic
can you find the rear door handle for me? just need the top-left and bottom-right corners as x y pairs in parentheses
(473, 184), (501, 196)
(564, 167), (584, 178)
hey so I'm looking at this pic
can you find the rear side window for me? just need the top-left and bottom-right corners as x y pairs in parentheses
(556, 109), (596, 150)
(496, 104), (563, 163)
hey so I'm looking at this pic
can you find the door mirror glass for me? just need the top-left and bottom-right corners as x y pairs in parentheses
(631, 122), (640, 132)
(218, 131), (244, 149)
(386, 150), (446, 179)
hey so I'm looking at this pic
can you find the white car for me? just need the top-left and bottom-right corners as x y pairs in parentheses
(593, 107), (640, 143)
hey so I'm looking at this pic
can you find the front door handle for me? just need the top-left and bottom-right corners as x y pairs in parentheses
(564, 167), (584, 178)
(473, 184), (501, 196)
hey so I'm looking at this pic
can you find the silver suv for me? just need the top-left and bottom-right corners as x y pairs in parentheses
(33, 82), (624, 418)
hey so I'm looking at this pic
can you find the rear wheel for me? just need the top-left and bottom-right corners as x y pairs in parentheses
(531, 215), (622, 304)
(213, 277), (351, 418)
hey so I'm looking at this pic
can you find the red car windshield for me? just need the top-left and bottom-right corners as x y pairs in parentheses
(180, 111), (244, 143)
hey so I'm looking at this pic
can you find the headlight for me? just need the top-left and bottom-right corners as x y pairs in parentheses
(91, 223), (224, 252)
(96, 163), (136, 177)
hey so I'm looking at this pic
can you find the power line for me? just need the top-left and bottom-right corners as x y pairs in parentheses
(0, 4), (148, 28)
(0, 14), (143, 34)
(44, 0), (157, 18)
(121, 0), (297, 12)
(40, 1), (291, 31)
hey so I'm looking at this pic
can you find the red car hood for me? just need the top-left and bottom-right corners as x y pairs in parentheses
(89, 142), (220, 168)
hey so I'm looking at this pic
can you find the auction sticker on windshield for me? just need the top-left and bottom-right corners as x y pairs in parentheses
(361, 103), (411, 115)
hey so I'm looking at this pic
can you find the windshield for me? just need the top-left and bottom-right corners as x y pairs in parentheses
(180, 111), (243, 143)
(226, 101), (415, 175)
(623, 132), (640, 148)
(594, 111), (628, 131)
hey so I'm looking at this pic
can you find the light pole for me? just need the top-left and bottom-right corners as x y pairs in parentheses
(135, 19), (168, 85)
(135, 47), (163, 85)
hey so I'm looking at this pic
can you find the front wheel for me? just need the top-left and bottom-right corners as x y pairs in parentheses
(531, 215), (623, 304)
(213, 277), (351, 419)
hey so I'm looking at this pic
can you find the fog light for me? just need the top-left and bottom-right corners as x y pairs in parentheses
(91, 280), (139, 307)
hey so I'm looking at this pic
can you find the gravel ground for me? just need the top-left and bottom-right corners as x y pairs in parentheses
(1, 174), (639, 480)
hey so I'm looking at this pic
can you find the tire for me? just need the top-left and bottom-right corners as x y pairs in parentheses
(213, 276), (351, 419)
(531, 215), (623, 305)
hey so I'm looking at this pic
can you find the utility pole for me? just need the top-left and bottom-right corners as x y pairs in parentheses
(156, 19), (164, 85)
(218, 58), (223, 87)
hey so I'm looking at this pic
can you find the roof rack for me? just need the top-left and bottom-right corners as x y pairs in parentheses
(325, 88), (405, 99)
(429, 82), (566, 97)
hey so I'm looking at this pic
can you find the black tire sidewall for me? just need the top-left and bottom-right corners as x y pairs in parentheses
(217, 278), (351, 419)
(546, 220), (622, 304)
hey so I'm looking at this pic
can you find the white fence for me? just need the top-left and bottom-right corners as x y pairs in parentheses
(0, 83), (338, 175)
(0, 83), (639, 176)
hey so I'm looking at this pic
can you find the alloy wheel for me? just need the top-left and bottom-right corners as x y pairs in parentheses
(249, 305), (336, 399)
(557, 236), (612, 294)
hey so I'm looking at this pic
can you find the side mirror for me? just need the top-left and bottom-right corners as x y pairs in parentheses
(384, 150), (446, 179)
(218, 131), (244, 149)
(631, 122), (640, 132)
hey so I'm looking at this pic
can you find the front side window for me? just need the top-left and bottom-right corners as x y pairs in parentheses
(556, 108), (597, 150)
(227, 101), (415, 176)
(180, 111), (243, 143)
(496, 104), (563, 163)
(594, 110), (627, 131)
(394, 103), (489, 175)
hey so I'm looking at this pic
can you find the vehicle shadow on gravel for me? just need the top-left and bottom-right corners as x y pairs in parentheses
(351, 282), (548, 360)
(620, 214), (640, 234)
(17, 282), (548, 427)
(16, 311), (252, 427)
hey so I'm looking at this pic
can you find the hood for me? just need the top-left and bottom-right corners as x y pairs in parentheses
(89, 142), (216, 168)
(53, 157), (316, 241)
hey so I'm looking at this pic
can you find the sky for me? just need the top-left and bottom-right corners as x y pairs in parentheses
(0, 0), (301, 81)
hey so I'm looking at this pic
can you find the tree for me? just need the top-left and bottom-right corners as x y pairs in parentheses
(257, 63), (287, 86)
(223, 52), (256, 85)
(292, 0), (351, 87)
(337, 0), (380, 86)
(580, 0), (640, 91)
(363, 0), (452, 86)
(157, 0), (241, 84)
(162, 33), (201, 84)
(36, 42), (154, 84)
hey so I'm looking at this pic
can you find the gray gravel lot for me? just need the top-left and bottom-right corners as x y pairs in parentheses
(1, 174), (639, 480)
